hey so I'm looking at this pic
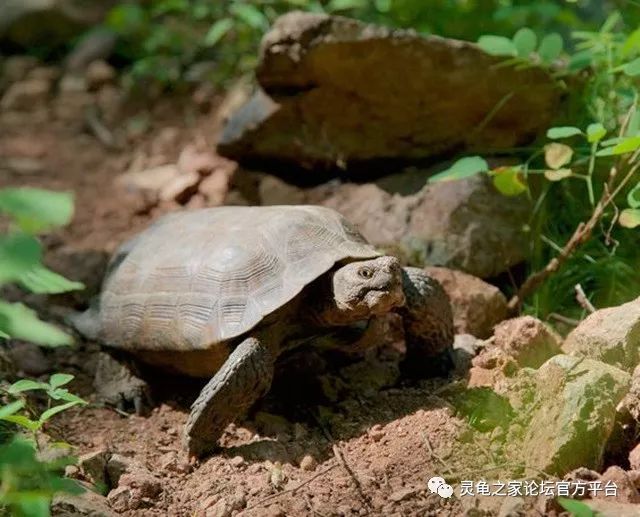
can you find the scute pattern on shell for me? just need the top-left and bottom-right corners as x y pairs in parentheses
(99, 205), (380, 351)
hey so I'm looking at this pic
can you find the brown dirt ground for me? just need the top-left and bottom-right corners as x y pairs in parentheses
(1, 89), (557, 516)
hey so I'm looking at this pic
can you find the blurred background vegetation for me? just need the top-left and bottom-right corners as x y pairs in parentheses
(9, 0), (639, 87)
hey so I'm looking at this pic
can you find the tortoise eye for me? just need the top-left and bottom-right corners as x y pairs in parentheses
(358, 267), (373, 279)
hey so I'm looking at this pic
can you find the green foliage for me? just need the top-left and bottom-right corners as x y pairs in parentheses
(0, 187), (83, 347)
(0, 437), (83, 517)
(0, 376), (87, 516)
(557, 497), (595, 517)
(430, 10), (640, 319)
(2, 375), (86, 435)
(100, 0), (635, 88)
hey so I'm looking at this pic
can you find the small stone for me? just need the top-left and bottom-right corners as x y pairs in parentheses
(52, 490), (116, 516)
(1, 79), (51, 110)
(116, 164), (181, 198)
(2, 56), (39, 83)
(598, 466), (640, 503)
(78, 449), (110, 486)
(206, 497), (231, 517)
(158, 170), (200, 203)
(630, 443), (640, 471)
(85, 60), (116, 90)
(198, 168), (232, 206)
(370, 425), (385, 442)
(65, 465), (80, 477)
(27, 66), (61, 83)
(58, 74), (87, 93)
(230, 455), (245, 467)
(177, 144), (221, 176)
(492, 316), (562, 368)
(389, 487), (417, 502)
(299, 455), (317, 471)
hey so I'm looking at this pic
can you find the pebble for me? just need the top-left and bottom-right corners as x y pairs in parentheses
(300, 455), (317, 471)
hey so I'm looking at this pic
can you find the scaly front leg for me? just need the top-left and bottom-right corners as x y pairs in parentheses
(399, 267), (454, 376)
(184, 337), (275, 458)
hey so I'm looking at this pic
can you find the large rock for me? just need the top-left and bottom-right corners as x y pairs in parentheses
(0, 0), (113, 49)
(314, 169), (529, 278)
(563, 297), (640, 372)
(522, 355), (630, 476)
(425, 267), (507, 338)
(219, 11), (563, 171)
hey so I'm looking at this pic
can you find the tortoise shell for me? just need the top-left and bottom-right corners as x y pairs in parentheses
(98, 205), (380, 352)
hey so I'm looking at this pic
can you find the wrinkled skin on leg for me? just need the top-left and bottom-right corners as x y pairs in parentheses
(399, 267), (454, 376)
(184, 337), (275, 458)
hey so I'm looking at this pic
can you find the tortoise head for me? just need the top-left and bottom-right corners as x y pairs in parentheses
(319, 256), (405, 326)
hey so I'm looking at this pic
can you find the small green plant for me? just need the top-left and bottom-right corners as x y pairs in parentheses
(1, 187), (86, 516)
(0, 375), (87, 517)
(430, 13), (640, 319)
(1, 375), (87, 438)
(0, 187), (83, 345)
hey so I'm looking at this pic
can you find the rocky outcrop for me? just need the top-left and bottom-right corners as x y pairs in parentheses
(219, 11), (564, 171)
(425, 267), (507, 338)
(522, 355), (630, 475)
(562, 297), (640, 372)
(315, 170), (529, 278)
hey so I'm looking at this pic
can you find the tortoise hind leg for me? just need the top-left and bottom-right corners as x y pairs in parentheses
(184, 337), (275, 457)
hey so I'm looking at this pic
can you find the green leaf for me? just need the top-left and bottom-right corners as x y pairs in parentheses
(428, 156), (489, 183)
(18, 265), (84, 294)
(568, 49), (592, 71)
(546, 126), (582, 139)
(49, 389), (86, 404)
(545, 143), (573, 169)
(1, 414), (41, 431)
(622, 58), (640, 77)
(229, 3), (267, 29)
(586, 123), (606, 143)
(556, 497), (595, 517)
(623, 28), (640, 56)
(538, 33), (563, 64)
(0, 188), (74, 233)
(0, 301), (73, 347)
(492, 167), (527, 196)
(596, 136), (640, 156)
(327, 0), (367, 10)
(8, 379), (47, 394)
(544, 168), (572, 181)
(619, 209), (640, 229)
(0, 233), (42, 284)
(204, 18), (234, 47)
(40, 401), (82, 424)
(628, 183), (640, 208)
(49, 374), (74, 389)
(15, 496), (51, 517)
(0, 400), (25, 419)
(512, 28), (537, 58)
(477, 35), (516, 57)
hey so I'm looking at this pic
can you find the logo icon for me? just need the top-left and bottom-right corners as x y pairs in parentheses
(428, 476), (454, 499)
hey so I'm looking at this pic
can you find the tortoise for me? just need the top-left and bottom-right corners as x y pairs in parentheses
(72, 205), (453, 457)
